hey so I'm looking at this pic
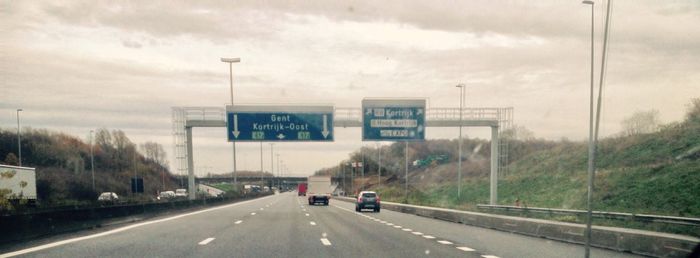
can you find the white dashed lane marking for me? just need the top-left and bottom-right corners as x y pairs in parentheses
(251, 212), (256, 215)
(481, 256), (500, 258)
(198, 238), (215, 245)
(305, 213), (310, 216)
(457, 247), (475, 252)
(310, 221), (317, 226)
(437, 240), (453, 245)
(331, 202), (486, 255)
(320, 238), (332, 246)
(234, 220), (243, 225)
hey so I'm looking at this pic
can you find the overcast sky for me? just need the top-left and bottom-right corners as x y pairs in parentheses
(1, 1), (698, 176)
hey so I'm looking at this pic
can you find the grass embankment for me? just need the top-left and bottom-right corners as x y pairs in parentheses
(372, 110), (700, 237)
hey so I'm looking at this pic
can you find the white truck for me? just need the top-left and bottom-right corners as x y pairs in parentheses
(0, 165), (37, 203)
(307, 176), (331, 206)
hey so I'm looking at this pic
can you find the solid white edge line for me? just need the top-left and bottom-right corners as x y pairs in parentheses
(457, 247), (475, 252)
(0, 194), (276, 258)
(481, 256), (500, 258)
(198, 237), (215, 245)
(320, 238), (332, 246)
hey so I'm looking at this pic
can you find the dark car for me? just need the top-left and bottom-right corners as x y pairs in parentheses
(355, 191), (380, 212)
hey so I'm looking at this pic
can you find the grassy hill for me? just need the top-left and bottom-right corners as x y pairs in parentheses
(321, 99), (700, 220)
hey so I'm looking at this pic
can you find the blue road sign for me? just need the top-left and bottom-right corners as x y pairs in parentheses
(226, 105), (334, 142)
(362, 99), (426, 141)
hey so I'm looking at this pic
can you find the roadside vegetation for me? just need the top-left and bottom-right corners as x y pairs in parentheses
(319, 98), (700, 221)
(0, 128), (180, 208)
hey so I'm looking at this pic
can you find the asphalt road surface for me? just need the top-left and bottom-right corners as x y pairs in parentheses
(1, 192), (641, 258)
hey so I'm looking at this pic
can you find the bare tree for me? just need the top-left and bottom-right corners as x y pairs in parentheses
(94, 128), (112, 150)
(140, 141), (167, 168)
(686, 98), (700, 123)
(621, 109), (661, 136)
(502, 125), (535, 141)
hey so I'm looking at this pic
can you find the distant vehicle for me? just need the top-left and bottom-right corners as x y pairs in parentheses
(174, 189), (187, 198)
(307, 176), (331, 206)
(97, 192), (119, 203)
(356, 191), (380, 212)
(244, 185), (261, 194)
(158, 191), (176, 199)
(297, 182), (307, 196)
(0, 165), (37, 204)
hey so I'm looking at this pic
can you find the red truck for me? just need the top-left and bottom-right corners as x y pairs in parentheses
(297, 183), (307, 196)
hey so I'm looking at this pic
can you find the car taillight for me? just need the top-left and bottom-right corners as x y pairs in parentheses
(377, 196), (380, 203)
(358, 197), (363, 202)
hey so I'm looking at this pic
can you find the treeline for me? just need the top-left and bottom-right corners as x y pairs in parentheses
(0, 128), (178, 205)
(314, 134), (560, 181)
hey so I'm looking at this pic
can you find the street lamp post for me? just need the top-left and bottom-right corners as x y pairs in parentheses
(90, 130), (95, 191)
(456, 84), (465, 199)
(16, 109), (22, 166)
(377, 143), (381, 192)
(582, 1), (595, 257)
(221, 57), (241, 185)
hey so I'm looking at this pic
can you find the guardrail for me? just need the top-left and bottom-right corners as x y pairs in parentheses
(477, 205), (700, 227)
(333, 197), (699, 257)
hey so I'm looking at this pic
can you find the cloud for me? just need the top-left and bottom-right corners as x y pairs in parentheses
(121, 39), (142, 49)
(1, 1), (699, 175)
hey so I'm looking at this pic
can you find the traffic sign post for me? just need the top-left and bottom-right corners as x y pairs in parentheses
(226, 105), (334, 142)
(362, 99), (426, 141)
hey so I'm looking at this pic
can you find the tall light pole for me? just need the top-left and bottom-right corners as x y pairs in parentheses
(377, 143), (381, 192)
(90, 130), (95, 191)
(260, 142), (264, 185)
(361, 146), (365, 191)
(276, 153), (280, 188)
(221, 57), (241, 185)
(404, 141), (409, 202)
(582, 1), (595, 257)
(456, 84), (465, 199)
(16, 109), (22, 166)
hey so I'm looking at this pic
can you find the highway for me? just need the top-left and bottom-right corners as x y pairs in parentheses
(1, 192), (640, 258)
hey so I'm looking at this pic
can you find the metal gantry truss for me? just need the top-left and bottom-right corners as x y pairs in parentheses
(172, 106), (513, 203)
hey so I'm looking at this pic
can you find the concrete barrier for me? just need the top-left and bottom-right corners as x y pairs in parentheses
(334, 197), (699, 258)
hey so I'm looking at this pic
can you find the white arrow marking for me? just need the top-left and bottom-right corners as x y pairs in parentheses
(322, 114), (330, 138)
(232, 114), (240, 138)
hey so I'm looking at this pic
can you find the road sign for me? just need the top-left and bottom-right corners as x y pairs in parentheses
(362, 99), (426, 141)
(226, 105), (334, 142)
